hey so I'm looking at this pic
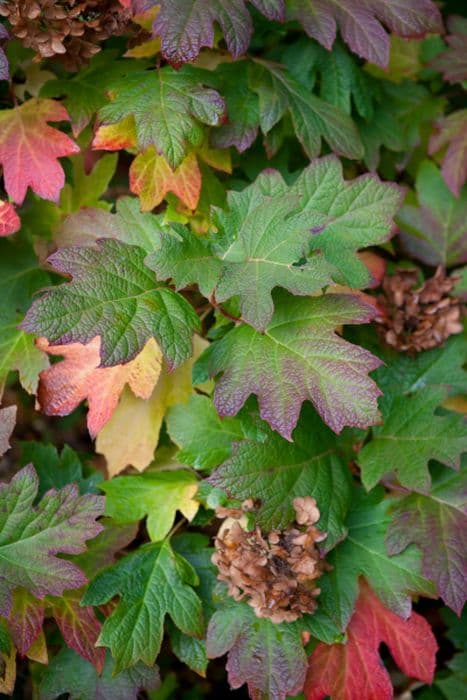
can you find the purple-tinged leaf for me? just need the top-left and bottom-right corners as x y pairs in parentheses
(0, 464), (104, 617)
(431, 15), (467, 85)
(430, 110), (467, 198)
(198, 292), (382, 439)
(0, 25), (9, 82)
(397, 160), (467, 267)
(151, 0), (284, 66)
(386, 463), (467, 615)
(287, 0), (442, 68)
(8, 589), (44, 657)
(207, 598), (307, 700)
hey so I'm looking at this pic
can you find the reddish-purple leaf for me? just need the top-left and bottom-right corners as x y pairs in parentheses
(431, 15), (467, 85)
(287, 0), (442, 68)
(50, 590), (106, 673)
(386, 465), (467, 615)
(152, 0), (284, 66)
(430, 110), (467, 197)
(8, 589), (44, 657)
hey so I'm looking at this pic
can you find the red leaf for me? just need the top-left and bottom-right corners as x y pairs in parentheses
(0, 99), (79, 204)
(305, 580), (437, 700)
(0, 200), (20, 237)
(51, 590), (106, 673)
(8, 590), (44, 657)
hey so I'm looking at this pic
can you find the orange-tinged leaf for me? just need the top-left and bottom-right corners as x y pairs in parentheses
(130, 147), (201, 211)
(305, 580), (437, 700)
(36, 337), (162, 438)
(0, 200), (20, 237)
(0, 99), (79, 204)
(92, 115), (137, 151)
(96, 336), (208, 476)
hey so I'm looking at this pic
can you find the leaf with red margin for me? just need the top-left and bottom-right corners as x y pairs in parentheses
(0, 464), (104, 617)
(0, 99), (79, 204)
(287, 0), (442, 69)
(151, 0), (284, 66)
(305, 580), (437, 700)
(386, 462), (467, 616)
(36, 336), (162, 438)
(0, 201), (20, 237)
(196, 291), (382, 439)
(130, 148), (202, 211)
(430, 109), (467, 197)
(431, 15), (467, 85)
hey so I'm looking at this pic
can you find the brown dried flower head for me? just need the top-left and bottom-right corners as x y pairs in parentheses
(376, 266), (463, 353)
(0, 0), (132, 68)
(212, 496), (327, 624)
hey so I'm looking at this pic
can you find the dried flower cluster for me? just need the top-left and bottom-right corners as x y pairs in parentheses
(0, 0), (131, 68)
(212, 497), (327, 623)
(376, 267), (463, 353)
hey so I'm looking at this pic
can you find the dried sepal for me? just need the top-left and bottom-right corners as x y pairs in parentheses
(212, 496), (327, 623)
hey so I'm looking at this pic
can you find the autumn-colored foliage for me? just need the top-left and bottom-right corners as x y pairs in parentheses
(0, 1), (466, 699)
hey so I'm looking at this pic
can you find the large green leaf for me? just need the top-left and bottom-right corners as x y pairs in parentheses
(22, 239), (199, 369)
(82, 540), (203, 671)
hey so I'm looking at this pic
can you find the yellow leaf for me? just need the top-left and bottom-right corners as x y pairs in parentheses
(25, 630), (48, 664)
(92, 115), (137, 151)
(130, 147), (201, 211)
(442, 395), (467, 414)
(0, 645), (16, 695)
(97, 336), (208, 477)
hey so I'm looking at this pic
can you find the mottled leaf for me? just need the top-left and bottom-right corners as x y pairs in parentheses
(431, 15), (467, 85)
(430, 110), (467, 197)
(0, 465), (104, 617)
(0, 200), (20, 237)
(130, 148), (201, 211)
(0, 405), (16, 459)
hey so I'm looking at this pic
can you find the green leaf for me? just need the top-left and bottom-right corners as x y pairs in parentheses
(209, 405), (352, 549)
(0, 464), (104, 617)
(82, 540), (204, 671)
(101, 470), (199, 542)
(166, 394), (245, 471)
(0, 312), (48, 394)
(207, 597), (307, 700)
(198, 291), (382, 439)
(315, 489), (436, 632)
(358, 388), (467, 493)
(39, 648), (159, 700)
(41, 50), (146, 136)
(169, 623), (207, 677)
(19, 442), (103, 498)
(250, 59), (364, 160)
(386, 462), (467, 615)
(0, 236), (51, 314)
(21, 239), (200, 369)
(98, 67), (225, 167)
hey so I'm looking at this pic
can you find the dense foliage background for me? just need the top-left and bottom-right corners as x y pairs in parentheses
(0, 1), (466, 698)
